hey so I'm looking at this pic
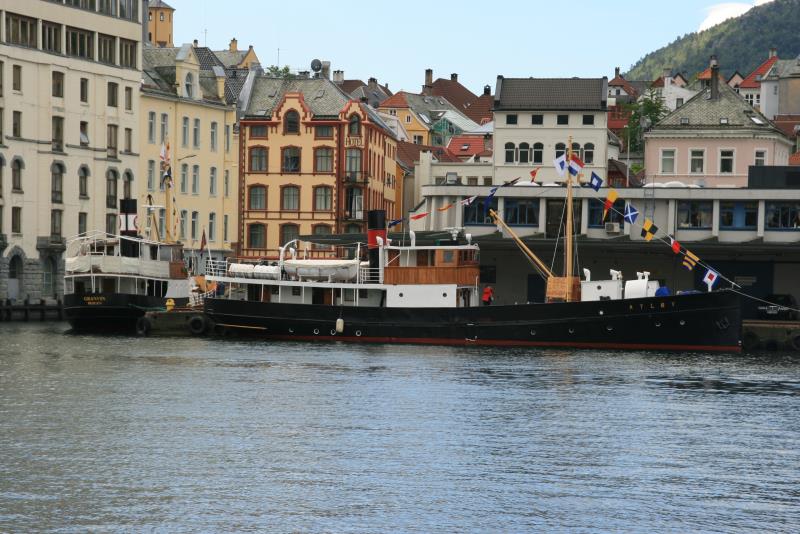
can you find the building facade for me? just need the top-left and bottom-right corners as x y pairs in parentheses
(147, 0), (174, 47)
(238, 76), (398, 258)
(0, 0), (144, 302)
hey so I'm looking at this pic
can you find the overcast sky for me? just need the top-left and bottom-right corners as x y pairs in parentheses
(167, 0), (771, 94)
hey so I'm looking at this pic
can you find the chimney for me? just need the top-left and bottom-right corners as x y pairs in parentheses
(333, 70), (344, 83)
(709, 55), (719, 100)
(663, 67), (672, 86)
(450, 73), (458, 82)
(321, 61), (331, 80)
(423, 68), (433, 94)
(229, 38), (238, 52)
(769, 46), (777, 58)
(368, 77), (377, 90)
(614, 67), (620, 78)
(483, 85), (490, 96)
(213, 66), (226, 100)
(192, 39), (198, 48)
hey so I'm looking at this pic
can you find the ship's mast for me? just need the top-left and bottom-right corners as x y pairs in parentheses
(564, 136), (574, 300)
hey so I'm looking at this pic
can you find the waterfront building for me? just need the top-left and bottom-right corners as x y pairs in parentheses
(739, 48), (779, 112)
(760, 54), (800, 121)
(0, 0), (144, 302)
(147, 0), (174, 48)
(332, 72), (392, 108)
(649, 68), (697, 111)
(237, 76), (398, 258)
(421, 70), (479, 114)
(463, 85), (494, 125)
(139, 43), (239, 268)
(378, 90), (478, 146)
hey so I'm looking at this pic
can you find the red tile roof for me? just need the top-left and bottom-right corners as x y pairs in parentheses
(740, 55), (778, 89)
(464, 93), (493, 124)
(773, 114), (800, 138)
(380, 92), (409, 108)
(609, 75), (638, 96)
(396, 140), (460, 168)
(429, 78), (478, 111)
(447, 135), (487, 159)
(790, 151), (800, 165)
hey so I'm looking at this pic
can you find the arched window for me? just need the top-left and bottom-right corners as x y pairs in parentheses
(348, 114), (361, 136)
(572, 142), (581, 159)
(179, 209), (187, 239)
(281, 185), (299, 210)
(106, 169), (118, 209)
(504, 142), (515, 164)
(282, 147), (301, 173)
(248, 224), (265, 249)
(518, 142), (530, 164)
(208, 212), (216, 241)
(584, 143), (595, 164)
(8, 255), (23, 301)
(51, 162), (64, 203)
(12, 158), (23, 191)
(249, 185), (266, 210)
(314, 186), (333, 211)
(123, 171), (134, 199)
(249, 147), (267, 172)
(184, 72), (194, 98)
(285, 110), (300, 134)
(281, 223), (300, 246)
(555, 143), (566, 159)
(79, 166), (90, 198)
(533, 142), (544, 164)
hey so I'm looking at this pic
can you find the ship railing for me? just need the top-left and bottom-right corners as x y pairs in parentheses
(189, 287), (217, 307)
(358, 265), (382, 284)
(205, 258), (230, 277)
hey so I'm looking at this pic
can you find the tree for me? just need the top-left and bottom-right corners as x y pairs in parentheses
(623, 90), (669, 152)
(266, 65), (295, 79)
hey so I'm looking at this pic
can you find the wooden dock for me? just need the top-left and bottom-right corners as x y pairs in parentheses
(742, 320), (800, 351)
(0, 299), (64, 321)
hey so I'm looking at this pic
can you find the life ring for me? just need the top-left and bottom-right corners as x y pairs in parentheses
(742, 331), (760, 351)
(188, 315), (206, 336)
(136, 316), (152, 337)
(790, 332), (800, 352)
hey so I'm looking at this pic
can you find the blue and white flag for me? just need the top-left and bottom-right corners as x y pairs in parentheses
(483, 186), (499, 217)
(388, 218), (405, 228)
(589, 172), (603, 192)
(624, 203), (639, 224)
(553, 154), (567, 177)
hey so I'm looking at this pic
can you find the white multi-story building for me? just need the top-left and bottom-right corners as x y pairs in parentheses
(0, 0), (144, 302)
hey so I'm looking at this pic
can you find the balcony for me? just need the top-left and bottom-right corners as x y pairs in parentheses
(342, 171), (369, 184)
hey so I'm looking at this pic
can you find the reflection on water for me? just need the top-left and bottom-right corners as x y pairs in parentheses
(1, 323), (799, 532)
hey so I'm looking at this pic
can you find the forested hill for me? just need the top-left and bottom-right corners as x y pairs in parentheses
(625, 0), (800, 80)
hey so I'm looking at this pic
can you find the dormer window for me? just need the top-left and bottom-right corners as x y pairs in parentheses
(285, 110), (300, 134)
(185, 72), (194, 99)
(720, 117), (729, 124)
(680, 117), (690, 125)
(348, 114), (361, 136)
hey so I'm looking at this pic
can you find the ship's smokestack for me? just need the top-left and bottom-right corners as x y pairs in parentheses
(367, 210), (386, 281)
(119, 198), (139, 257)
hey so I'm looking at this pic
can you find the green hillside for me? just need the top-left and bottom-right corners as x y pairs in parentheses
(625, 0), (800, 80)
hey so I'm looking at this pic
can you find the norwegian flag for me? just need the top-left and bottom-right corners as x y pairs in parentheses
(568, 154), (585, 176)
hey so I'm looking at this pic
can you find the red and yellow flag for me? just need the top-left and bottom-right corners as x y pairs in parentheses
(602, 189), (618, 221)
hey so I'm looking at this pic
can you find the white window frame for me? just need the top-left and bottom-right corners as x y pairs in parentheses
(688, 148), (705, 175)
(718, 148), (735, 175)
(754, 148), (767, 167)
(659, 147), (676, 175)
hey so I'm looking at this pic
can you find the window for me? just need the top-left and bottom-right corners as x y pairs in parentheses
(6, 13), (38, 48)
(147, 112), (156, 143)
(52, 72), (64, 98)
(12, 65), (22, 92)
(765, 202), (800, 230)
(124, 87), (133, 110)
(225, 125), (231, 152)
(191, 211), (198, 239)
(504, 142), (515, 163)
(66, 27), (94, 59)
(282, 147), (301, 172)
(180, 164), (188, 193)
(208, 213), (216, 241)
(676, 98), (684, 108)
(98, 34), (116, 64)
(504, 199), (539, 226)
(210, 122), (218, 151)
(532, 143), (544, 164)
(106, 213), (117, 235)
(571, 142), (581, 158)
(181, 117), (189, 146)
(43, 22), (62, 53)
(179, 210), (187, 240)
(412, 135), (423, 144)
(80, 120), (91, 147)
(555, 142), (566, 159)
(52, 116), (64, 152)
(405, 115), (411, 124)
(80, 78), (89, 102)
(78, 212), (88, 235)
(209, 167), (217, 196)
(584, 143), (595, 164)
(506, 114), (518, 125)
(107, 82), (118, 107)
(106, 170), (118, 209)
(147, 160), (155, 191)
(557, 114), (569, 125)
(315, 147), (333, 172)
(755, 149), (767, 166)
(12, 207), (22, 234)
(193, 118), (200, 147)
(12, 159), (23, 191)
(107, 124), (118, 158)
(250, 125), (267, 138)
(720, 201), (757, 229)
(123, 172), (132, 198)
(660, 149), (675, 174)
(314, 186), (332, 211)
(518, 142), (530, 164)
(312, 225), (332, 249)
(282, 186), (300, 210)
(224, 170), (230, 197)
(120, 39), (136, 69)
(185, 72), (194, 99)
(582, 114), (594, 125)
(588, 198), (625, 227)
(160, 113), (168, 144)
(531, 114), (543, 125)
(345, 149), (361, 180)
(100, 0), (117, 16)
(51, 163), (64, 203)
(248, 224), (265, 249)
(250, 147), (267, 172)
(464, 197), (498, 225)
(690, 149), (704, 173)
(160, 12), (165, 21)
(677, 201), (712, 228)
(12, 111), (22, 137)
(348, 115), (361, 135)
(720, 149), (734, 174)
(316, 125), (333, 138)
(79, 167), (89, 198)
(285, 110), (300, 134)
(281, 224), (300, 246)
(124, 128), (132, 153)
(49, 209), (63, 239)
(191, 165), (199, 194)
(249, 186), (266, 210)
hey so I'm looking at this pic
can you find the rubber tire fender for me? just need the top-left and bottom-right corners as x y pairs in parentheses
(136, 316), (152, 337)
(188, 315), (206, 336)
(742, 331), (760, 351)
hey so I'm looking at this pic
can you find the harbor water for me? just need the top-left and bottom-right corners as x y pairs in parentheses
(1, 323), (799, 532)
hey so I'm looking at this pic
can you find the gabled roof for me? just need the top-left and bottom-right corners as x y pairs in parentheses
(739, 55), (779, 89)
(495, 77), (607, 111)
(464, 93), (493, 124)
(428, 78), (478, 111)
(213, 49), (249, 69)
(433, 110), (480, 132)
(447, 135), (486, 159)
(772, 114), (800, 138)
(193, 46), (225, 71)
(609, 74), (638, 96)
(396, 141), (460, 169)
(150, 0), (175, 9)
(628, 80), (652, 95)
(727, 71), (744, 86)
(380, 92), (409, 108)
(764, 58), (800, 81)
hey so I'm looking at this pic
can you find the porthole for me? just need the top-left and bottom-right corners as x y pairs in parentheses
(568, 328), (575, 334)
(313, 328), (319, 335)
(355, 330), (362, 337)
(530, 329), (536, 336)
(679, 319), (686, 326)
(655, 321), (662, 327)
(598, 310), (604, 316)
(606, 325), (613, 332)
(289, 328), (294, 334)
(596, 285), (602, 290)
(399, 292), (403, 297)
(442, 292), (447, 298)
(330, 329), (336, 335)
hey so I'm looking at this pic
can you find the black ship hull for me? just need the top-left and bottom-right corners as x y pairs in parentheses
(64, 293), (190, 330)
(204, 290), (741, 352)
